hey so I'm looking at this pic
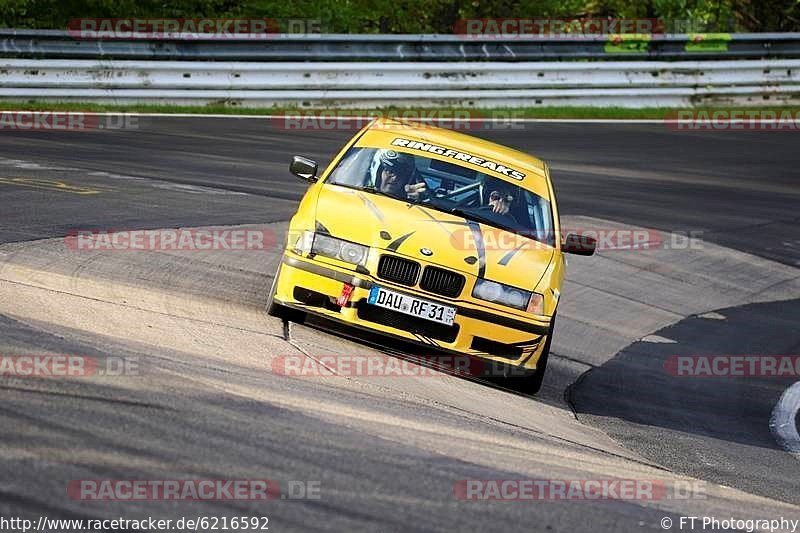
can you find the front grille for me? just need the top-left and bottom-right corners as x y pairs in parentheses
(377, 255), (420, 286)
(357, 303), (459, 343)
(419, 266), (465, 298)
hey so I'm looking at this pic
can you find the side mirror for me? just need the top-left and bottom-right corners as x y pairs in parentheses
(562, 233), (596, 256)
(290, 156), (318, 182)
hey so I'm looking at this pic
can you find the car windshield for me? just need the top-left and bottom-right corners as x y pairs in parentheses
(326, 146), (555, 247)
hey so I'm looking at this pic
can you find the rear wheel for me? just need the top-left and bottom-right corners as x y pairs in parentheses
(266, 264), (306, 325)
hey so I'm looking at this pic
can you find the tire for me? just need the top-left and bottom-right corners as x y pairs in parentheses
(506, 315), (555, 396)
(266, 264), (306, 325)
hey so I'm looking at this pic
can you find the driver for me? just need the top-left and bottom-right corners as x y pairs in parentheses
(369, 149), (427, 200)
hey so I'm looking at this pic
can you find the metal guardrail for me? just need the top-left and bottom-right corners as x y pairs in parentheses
(3, 59), (798, 89)
(4, 86), (796, 108)
(1, 58), (798, 107)
(0, 30), (798, 107)
(1, 30), (799, 61)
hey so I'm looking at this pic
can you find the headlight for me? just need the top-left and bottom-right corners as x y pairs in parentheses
(292, 231), (314, 255)
(311, 233), (369, 267)
(473, 279), (542, 313)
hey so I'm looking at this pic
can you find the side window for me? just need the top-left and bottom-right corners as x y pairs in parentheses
(327, 148), (376, 187)
(524, 191), (554, 246)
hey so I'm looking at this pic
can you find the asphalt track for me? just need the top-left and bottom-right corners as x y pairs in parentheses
(0, 117), (799, 532)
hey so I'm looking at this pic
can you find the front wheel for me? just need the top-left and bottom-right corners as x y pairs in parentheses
(266, 264), (306, 324)
(505, 316), (555, 396)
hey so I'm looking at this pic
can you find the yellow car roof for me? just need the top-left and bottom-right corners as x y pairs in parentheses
(355, 117), (550, 198)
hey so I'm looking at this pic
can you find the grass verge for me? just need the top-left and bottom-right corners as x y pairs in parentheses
(0, 102), (798, 119)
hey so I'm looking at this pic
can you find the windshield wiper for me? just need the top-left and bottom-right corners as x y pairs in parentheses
(361, 184), (425, 205)
(360, 185), (386, 197)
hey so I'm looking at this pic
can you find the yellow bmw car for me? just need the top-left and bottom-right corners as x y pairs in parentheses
(267, 118), (595, 394)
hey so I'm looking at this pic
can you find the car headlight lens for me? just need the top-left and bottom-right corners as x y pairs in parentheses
(506, 289), (527, 309)
(313, 234), (341, 257)
(339, 242), (367, 265)
(311, 233), (369, 267)
(473, 279), (542, 313)
(474, 279), (504, 302)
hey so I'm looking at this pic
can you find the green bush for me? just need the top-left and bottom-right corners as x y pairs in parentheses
(0, 0), (796, 32)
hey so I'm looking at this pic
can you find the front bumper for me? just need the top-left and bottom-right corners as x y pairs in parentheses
(272, 252), (553, 371)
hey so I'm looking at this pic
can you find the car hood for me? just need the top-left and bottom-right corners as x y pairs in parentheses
(315, 185), (554, 290)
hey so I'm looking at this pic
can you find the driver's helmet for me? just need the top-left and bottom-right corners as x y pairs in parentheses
(369, 149), (416, 187)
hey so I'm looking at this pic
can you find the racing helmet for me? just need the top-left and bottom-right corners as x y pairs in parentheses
(369, 149), (416, 187)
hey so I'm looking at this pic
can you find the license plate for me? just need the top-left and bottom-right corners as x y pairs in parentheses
(367, 286), (456, 326)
